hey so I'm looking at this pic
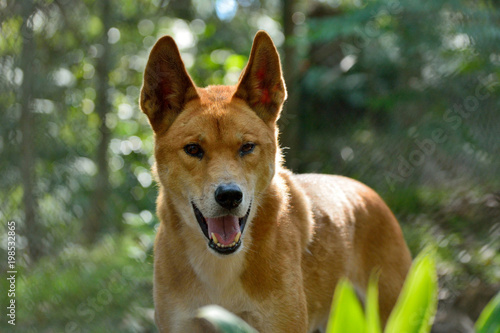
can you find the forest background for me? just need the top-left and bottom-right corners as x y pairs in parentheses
(0, 0), (499, 331)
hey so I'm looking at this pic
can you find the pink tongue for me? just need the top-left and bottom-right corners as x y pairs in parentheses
(206, 216), (240, 245)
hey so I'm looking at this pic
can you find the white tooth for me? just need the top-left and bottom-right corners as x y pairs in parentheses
(234, 232), (241, 243)
(211, 233), (219, 244)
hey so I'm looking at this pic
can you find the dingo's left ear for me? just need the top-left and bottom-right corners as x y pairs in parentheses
(233, 31), (287, 124)
(140, 36), (199, 133)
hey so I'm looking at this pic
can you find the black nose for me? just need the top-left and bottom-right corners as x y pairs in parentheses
(215, 183), (243, 210)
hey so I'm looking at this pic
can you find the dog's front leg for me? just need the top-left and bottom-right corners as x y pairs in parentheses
(246, 290), (308, 333)
(155, 308), (211, 333)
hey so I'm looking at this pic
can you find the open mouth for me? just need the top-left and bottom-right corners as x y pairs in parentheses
(192, 203), (251, 255)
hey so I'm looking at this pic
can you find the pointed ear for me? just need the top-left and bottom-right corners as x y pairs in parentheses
(140, 36), (199, 133)
(233, 31), (287, 124)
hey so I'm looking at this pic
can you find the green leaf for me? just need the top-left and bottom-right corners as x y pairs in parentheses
(385, 251), (438, 333)
(475, 291), (500, 333)
(196, 305), (258, 333)
(366, 272), (382, 333)
(327, 278), (366, 333)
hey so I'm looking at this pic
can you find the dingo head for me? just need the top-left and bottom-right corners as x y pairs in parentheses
(140, 31), (286, 256)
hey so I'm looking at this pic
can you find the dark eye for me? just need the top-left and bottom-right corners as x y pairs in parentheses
(240, 142), (255, 156)
(184, 144), (204, 159)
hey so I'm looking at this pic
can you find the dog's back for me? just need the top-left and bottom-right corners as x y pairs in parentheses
(293, 174), (411, 329)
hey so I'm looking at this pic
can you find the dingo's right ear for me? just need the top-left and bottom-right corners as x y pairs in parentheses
(140, 36), (199, 133)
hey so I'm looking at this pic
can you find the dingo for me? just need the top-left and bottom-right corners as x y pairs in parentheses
(140, 31), (412, 333)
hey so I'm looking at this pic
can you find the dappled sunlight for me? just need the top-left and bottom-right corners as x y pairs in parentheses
(0, 0), (499, 331)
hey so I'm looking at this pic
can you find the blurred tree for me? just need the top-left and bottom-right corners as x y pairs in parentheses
(280, 0), (300, 168)
(19, 0), (42, 261)
(167, 0), (194, 20)
(85, 0), (113, 242)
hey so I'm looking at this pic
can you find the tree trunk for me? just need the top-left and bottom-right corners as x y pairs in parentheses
(19, 0), (42, 261)
(280, 0), (301, 171)
(166, 0), (193, 20)
(84, 0), (112, 243)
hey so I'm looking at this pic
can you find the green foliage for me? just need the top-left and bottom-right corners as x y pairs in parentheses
(326, 279), (366, 333)
(325, 251), (437, 333)
(385, 251), (438, 333)
(0, 233), (156, 332)
(365, 274), (382, 333)
(475, 291), (500, 333)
